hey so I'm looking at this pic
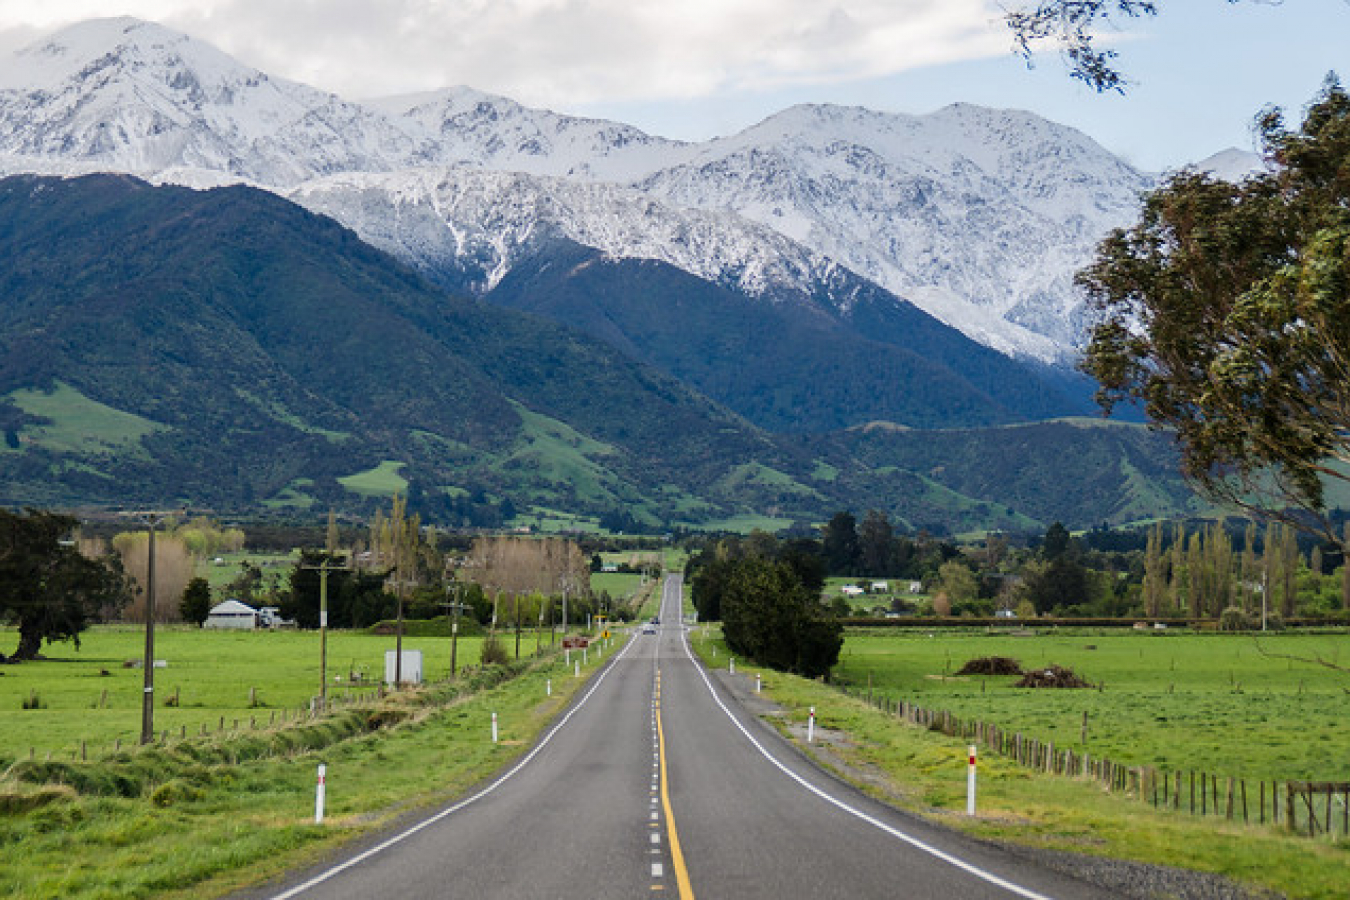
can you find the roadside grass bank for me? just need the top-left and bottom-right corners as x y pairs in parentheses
(687, 628), (1350, 900)
(0, 634), (625, 899)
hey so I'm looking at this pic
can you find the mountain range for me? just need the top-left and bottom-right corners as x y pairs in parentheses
(0, 17), (1216, 529)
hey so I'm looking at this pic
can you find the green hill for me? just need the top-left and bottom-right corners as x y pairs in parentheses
(0, 174), (1202, 531)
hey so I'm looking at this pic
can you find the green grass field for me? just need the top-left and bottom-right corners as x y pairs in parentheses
(336, 460), (408, 497)
(832, 629), (1350, 782)
(689, 626), (1350, 900)
(2, 381), (165, 457)
(0, 636), (617, 900)
(0, 626), (487, 765)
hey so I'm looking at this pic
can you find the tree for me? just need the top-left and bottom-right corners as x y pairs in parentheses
(857, 510), (894, 576)
(1025, 522), (1089, 613)
(1082, 79), (1350, 540)
(820, 511), (859, 576)
(937, 560), (979, 608)
(1005, 1), (1253, 93)
(0, 509), (131, 661)
(719, 557), (842, 679)
(180, 577), (213, 626)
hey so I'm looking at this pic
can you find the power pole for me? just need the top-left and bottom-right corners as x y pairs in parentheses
(125, 509), (176, 746)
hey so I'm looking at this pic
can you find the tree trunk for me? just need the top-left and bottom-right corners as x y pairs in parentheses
(12, 620), (43, 661)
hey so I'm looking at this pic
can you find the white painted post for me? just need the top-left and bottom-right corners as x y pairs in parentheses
(565, 648), (571, 666)
(967, 746), (977, 816)
(729, 657), (735, 675)
(575, 660), (580, 677)
(755, 674), (762, 693)
(315, 764), (327, 824)
(547, 679), (552, 697)
(584, 648), (588, 665)
(807, 707), (815, 743)
(492, 712), (499, 744)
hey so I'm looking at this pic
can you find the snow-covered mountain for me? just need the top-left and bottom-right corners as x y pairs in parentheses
(289, 165), (875, 306)
(0, 16), (1164, 363)
(0, 17), (444, 185)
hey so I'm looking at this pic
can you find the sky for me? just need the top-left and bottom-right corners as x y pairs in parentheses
(0, 1), (1345, 172)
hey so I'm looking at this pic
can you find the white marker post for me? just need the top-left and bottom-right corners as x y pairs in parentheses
(755, 674), (762, 693)
(547, 678), (552, 697)
(729, 657), (735, 675)
(315, 764), (327, 824)
(807, 706), (815, 743)
(967, 746), (977, 816)
(575, 660), (580, 677)
(492, 712), (499, 744)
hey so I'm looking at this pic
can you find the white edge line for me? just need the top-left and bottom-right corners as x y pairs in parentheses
(674, 578), (1057, 900)
(267, 636), (640, 899)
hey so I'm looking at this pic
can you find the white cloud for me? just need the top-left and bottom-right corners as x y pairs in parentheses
(0, 0), (1011, 105)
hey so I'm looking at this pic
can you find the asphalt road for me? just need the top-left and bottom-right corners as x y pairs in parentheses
(244, 576), (1124, 899)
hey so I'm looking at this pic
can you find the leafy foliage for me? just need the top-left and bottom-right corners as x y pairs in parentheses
(1081, 78), (1350, 535)
(179, 577), (212, 626)
(1003, 2), (1268, 93)
(717, 556), (842, 679)
(0, 509), (131, 660)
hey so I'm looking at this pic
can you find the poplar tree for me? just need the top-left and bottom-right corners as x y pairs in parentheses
(1240, 522), (1259, 614)
(1142, 521), (1168, 617)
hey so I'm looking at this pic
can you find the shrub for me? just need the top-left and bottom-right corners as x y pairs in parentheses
(1219, 606), (1251, 631)
(150, 779), (203, 808)
(480, 632), (510, 666)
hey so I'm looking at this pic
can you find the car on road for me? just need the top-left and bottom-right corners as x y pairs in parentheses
(641, 622), (656, 634)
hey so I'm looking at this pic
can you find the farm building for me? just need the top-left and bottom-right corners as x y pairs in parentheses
(205, 599), (258, 629)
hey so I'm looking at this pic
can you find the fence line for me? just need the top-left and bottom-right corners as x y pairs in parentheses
(840, 686), (1348, 839)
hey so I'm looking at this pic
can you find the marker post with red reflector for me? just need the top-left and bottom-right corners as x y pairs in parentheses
(967, 746), (977, 816)
(807, 706), (815, 743)
(315, 764), (327, 824)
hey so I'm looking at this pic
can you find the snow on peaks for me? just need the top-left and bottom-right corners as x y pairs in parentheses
(0, 17), (423, 185)
(368, 85), (691, 181)
(0, 16), (1170, 362)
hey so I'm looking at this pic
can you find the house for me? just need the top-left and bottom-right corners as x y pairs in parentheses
(870, 581), (889, 593)
(840, 585), (864, 597)
(205, 599), (258, 629)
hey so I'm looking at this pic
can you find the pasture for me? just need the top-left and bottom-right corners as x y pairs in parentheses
(832, 628), (1350, 783)
(0, 626), (487, 766)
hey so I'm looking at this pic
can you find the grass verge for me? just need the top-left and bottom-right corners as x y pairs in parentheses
(0, 639), (621, 899)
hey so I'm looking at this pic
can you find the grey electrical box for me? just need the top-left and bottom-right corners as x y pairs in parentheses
(384, 650), (423, 685)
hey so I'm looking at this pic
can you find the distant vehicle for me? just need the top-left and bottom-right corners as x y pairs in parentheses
(641, 623), (656, 634)
(651, 616), (659, 624)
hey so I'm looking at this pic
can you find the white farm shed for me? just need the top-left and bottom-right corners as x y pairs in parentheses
(205, 599), (258, 630)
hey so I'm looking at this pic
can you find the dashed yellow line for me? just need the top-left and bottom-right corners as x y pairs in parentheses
(655, 670), (695, 900)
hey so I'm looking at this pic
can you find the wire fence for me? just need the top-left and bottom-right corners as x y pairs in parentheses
(840, 686), (1349, 839)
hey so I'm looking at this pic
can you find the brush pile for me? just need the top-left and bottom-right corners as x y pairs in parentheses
(1015, 665), (1091, 688)
(955, 656), (1023, 676)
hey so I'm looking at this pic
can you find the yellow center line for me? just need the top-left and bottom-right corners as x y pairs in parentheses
(656, 670), (695, 900)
